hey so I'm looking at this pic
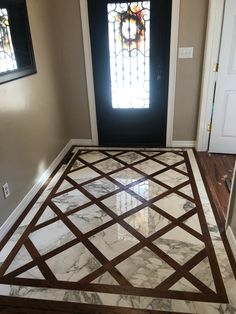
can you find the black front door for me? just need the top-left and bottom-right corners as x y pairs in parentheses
(88, 0), (172, 146)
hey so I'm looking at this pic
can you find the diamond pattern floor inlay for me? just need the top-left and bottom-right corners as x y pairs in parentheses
(0, 148), (235, 313)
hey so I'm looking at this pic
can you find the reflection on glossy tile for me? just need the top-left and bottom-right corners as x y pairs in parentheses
(130, 180), (167, 200)
(116, 247), (175, 288)
(89, 224), (139, 260)
(52, 189), (90, 213)
(29, 221), (76, 255)
(133, 160), (166, 175)
(124, 207), (170, 237)
(111, 168), (143, 185)
(154, 193), (195, 218)
(153, 227), (205, 265)
(102, 191), (142, 215)
(46, 242), (101, 282)
(94, 159), (124, 174)
(154, 152), (184, 166)
(79, 151), (107, 163)
(116, 152), (145, 164)
(68, 204), (112, 234)
(83, 178), (118, 198)
(155, 170), (188, 188)
(67, 168), (100, 185)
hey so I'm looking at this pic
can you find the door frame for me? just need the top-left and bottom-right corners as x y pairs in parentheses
(196, 0), (225, 152)
(80, 0), (180, 146)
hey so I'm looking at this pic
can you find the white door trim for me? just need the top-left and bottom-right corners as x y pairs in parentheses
(80, 0), (99, 145)
(196, 0), (225, 152)
(80, 0), (180, 147)
(166, 0), (180, 147)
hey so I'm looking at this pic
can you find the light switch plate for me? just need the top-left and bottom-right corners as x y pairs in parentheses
(178, 47), (194, 59)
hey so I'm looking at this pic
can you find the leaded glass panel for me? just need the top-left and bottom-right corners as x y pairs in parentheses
(107, 2), (150, 109)
(0, 8), (17, 73)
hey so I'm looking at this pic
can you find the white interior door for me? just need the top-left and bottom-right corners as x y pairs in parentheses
(209, 0), (236, 154)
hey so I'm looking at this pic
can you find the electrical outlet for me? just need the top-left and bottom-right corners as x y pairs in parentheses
(2, 183), (10, 199)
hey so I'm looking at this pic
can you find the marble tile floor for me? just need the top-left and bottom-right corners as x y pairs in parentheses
(0, 148), (235, 313)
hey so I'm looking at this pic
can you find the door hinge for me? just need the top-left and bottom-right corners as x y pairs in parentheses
(213, 63), (219, 72)
(207, 123), (212, 132)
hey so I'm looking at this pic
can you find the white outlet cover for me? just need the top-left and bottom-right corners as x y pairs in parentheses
(178, 47), (194, 59)
(2, 183), (10, 199)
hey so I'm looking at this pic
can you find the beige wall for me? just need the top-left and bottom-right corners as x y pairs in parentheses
(51, 0), (91, 139)
(173, 0), (208, 141)
(0, 0), (68, 226)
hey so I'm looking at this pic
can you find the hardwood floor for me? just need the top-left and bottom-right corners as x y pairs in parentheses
(197, 152), (236, 228)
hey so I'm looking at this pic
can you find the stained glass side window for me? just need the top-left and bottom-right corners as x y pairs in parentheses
(0, 8), (17, 73)
(107, 2), (150, 109)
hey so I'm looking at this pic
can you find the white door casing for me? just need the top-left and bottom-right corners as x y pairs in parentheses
(80, 0), (180, 146)
(209, 0), (236, 153)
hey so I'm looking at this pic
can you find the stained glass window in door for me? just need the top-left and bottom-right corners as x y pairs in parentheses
(0, 8), (17, 73)
(107, 2), (150, 109)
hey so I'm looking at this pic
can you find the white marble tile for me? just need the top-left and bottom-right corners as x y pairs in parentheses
(154, 169), (188, 188)
(170, 278), (200, 293)
(153, 227), (205, 265)
(52, 189), (90, 213)
(0, 149), (235, 314)
(175, 163), (188, 174)
(83, 178), (118, 198)
(183, 213), (202, 234)
(79, 151), (107, 163)
(115, 152), (146, 164)
(190, 257), (216, 292)
(56, 180), (74, 193)
(124, 207), (170, 237)
(92, 272), (119, 285)
(29, 221), (76, 255)
(46, 242), (101, 282)
(178, 184), (194, 198)
(93, 159), (124, 174)
(68, 204), (112, 234)
(70, 159), (85, 171)
(154, 152), (184, 166)
(101, 191), (142, 215)
(5, 245), (32, 275)
(116, 247), (175, 288)
(133, 160), (166, 175)
(130, 179), (167, 200)
(154, 193), (195, 218)
(110, 168), (143, 185)
(89, 224), (139, 260)
(36, 206), (57, 225)
(17, 266), (44, 280)
(67, 167), (100, 184)
(106, 151), (122, 156)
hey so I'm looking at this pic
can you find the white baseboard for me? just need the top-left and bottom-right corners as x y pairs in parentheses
(0, 140), (73, 241)
(171, 141), (196, 148)
(226, 226), (236, 262)
(69, 139), (94, 146)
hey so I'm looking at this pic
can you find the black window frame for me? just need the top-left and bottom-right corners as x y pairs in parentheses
(0, 0), (37, 84)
